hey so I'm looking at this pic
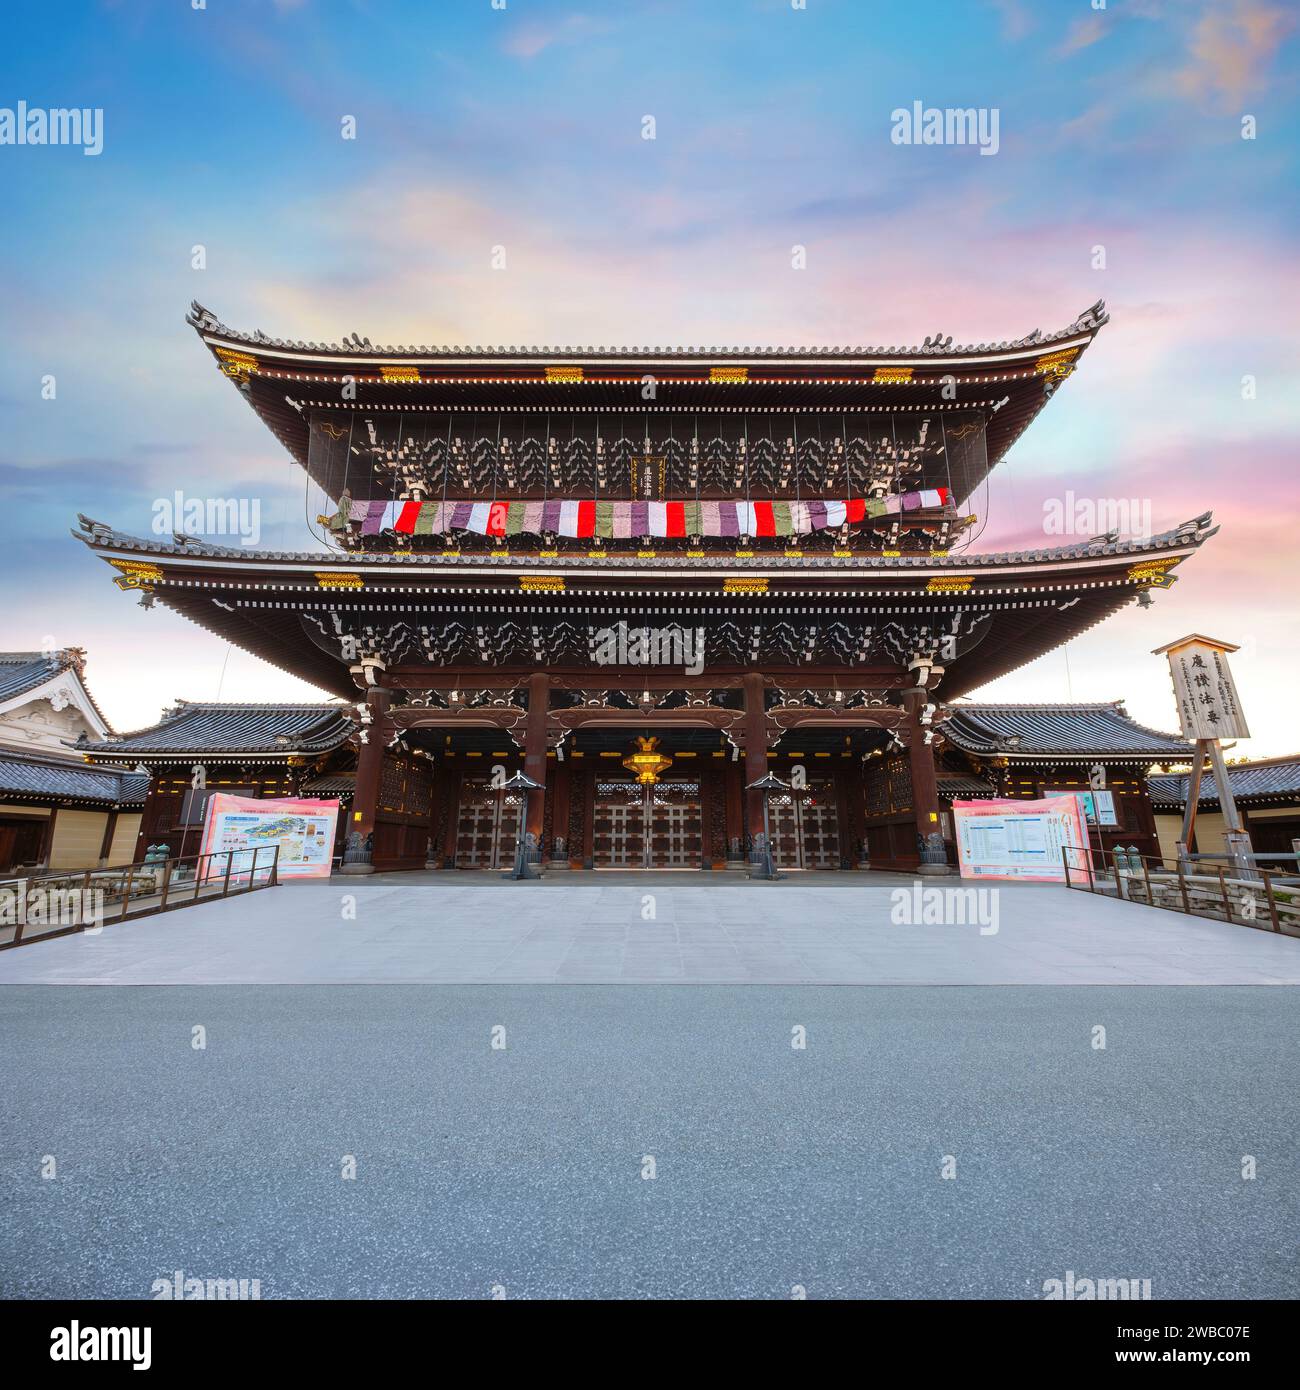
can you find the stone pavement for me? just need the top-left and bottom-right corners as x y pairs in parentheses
(0, 873), (1296, 985)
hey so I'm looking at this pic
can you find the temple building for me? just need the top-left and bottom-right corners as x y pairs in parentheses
(0, 649), (146, 873)
(71, 299), (1217, 873)
(1150, 756), (1300, 861)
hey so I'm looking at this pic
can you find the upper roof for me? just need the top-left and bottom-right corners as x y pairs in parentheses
(0, 753), (148, 807)
(1148, 756), (1300, 808)
(943, 701), (1192, 759)
(75, 700), (354, 761)
(189, 298), (1109, 364)
(187, 300), (1109, 503)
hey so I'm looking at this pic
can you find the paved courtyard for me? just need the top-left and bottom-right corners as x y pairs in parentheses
(0, 873), (1296, 985)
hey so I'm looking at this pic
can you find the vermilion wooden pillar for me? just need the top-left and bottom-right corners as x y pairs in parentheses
(346, 687), (391, 870)
(742, 671), (768, 848)
(523, 671), (550, 844)
(900, 686), (950, 873)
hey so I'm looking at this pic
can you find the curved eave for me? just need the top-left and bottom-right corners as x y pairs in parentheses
(188, 299), (1108, 364)
(76, 513), (1214, 702)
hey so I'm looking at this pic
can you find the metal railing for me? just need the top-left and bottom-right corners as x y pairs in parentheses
(1062, 845), (1299, 937)
(0, 845), (280, 950)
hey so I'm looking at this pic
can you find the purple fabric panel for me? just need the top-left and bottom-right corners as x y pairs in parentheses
(806, 500), (828, 531)
(361, 501), (387, 536)
(541, 499), (563, 533)
(630, 501), (650, 536)
(718, 502), (740, 538)
(449, 501), (474, 530)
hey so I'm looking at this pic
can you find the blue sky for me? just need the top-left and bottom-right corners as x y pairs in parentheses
(1, 0), (1297, 751)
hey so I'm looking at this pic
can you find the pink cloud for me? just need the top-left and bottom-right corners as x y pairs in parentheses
(1175, 0), (1296, 107)
(502, 13), (608, 61)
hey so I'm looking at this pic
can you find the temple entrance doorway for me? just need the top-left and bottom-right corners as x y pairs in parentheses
(593, 778), (702, 868)
(455, 778), (522, 870)
(768, 786), (841, 869)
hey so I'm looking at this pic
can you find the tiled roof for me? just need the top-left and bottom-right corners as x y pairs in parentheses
(1148, 758), (1300, 808)
(187, 300), (1110, 361)
(943, 702), (1191, 758)
(75, 701), (354, 758)
(0, 755), (147, 806)
(0, 653), (61, 703)
(937, 776), (998, 800)
(73, 513), (1218, 572)
(0, 648), (115, 737)
(302, 772), (356, 796)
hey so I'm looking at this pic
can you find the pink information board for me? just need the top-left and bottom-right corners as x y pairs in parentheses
(198, 794), (340, 880)
(952, 795), (1090, 882)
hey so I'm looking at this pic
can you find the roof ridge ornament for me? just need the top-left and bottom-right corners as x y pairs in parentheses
(1068, 299), (1109, 334)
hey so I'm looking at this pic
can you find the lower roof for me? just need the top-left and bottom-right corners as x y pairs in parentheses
(75, 701), (354, 761)
(944, 702), (1191, 759)
(73, 514), (1219, 701)
(1149, 757), (1300, 809)
(0, 754), (148, 808)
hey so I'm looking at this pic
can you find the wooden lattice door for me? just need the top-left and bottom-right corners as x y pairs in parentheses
(593, 781), (645, 867)
(767, 789), (840, 869)
(647, 781), (702, 867)
(798, 795), (841, 869)
(456, 781), (522, 869)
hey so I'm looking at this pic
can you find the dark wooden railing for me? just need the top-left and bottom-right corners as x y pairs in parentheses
(1062, 846), (1299, 937)
(0, 846), (280, 950)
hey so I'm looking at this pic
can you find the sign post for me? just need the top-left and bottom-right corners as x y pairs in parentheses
(1152, 634), (1252, 873)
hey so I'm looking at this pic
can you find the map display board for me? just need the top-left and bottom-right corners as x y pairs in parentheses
(1043, 787), (1119, 828)
(198, 794), (340, 880)
(952, 795), (1090, 882)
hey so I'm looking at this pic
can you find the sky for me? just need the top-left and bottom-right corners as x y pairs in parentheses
(1, 0), (1297, 755)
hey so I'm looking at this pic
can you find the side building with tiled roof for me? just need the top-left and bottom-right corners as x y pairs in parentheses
(0, 649), (146, 873)
(75, 700), (368, 864)
(1148, 755), (1300, 862)
(855, 700), (1193, 865)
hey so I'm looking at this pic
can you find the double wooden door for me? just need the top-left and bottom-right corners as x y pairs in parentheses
(455, 780), (523, 869)
(593, 780), (702, 868)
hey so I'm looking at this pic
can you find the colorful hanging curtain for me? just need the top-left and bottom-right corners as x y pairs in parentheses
(345, 489), (949, 539)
